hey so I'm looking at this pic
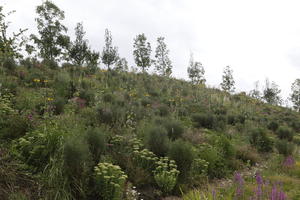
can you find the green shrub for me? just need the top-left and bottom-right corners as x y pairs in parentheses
(192, 113), (215, 129)
(162, 119), (184, 140)
(3, 58), (17, 71)
(132, 148), (158, 171)
(94, 162), (127, 200)
(146, 126), (169, 156)
(0, 113), (30, 140)
(236, 145), (260, 165)
(102, 93), (115, 103)
(275, 139), (295, 156)
(197, 144), (228, 178)
(53, 96), (66, 115)
(157, 104), (170, 117)
(268, 121), (279, 132)
(153, 157), (179, 194)
(276, 126), (294, 141)
(209, 134), (235, 159)
(249, 128), (273, 152)
(227, 114), (236, 125)
(168, 140), (195, 181)
(86, 127), (106, 163)
(189, 158), (209, 185)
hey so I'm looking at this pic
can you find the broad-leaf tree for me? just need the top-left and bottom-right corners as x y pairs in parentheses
(115, 57), (128, 72)
(101, 29), (118, 70)
(220, 66), (235, 93)
(68, 22), (89, 66)
(291, 79), (300, 111)
(0, 6), (27, 67)
(187, 54), (205, 85)
(133, 33), (152, 72)
(31, 1), (70, 62)
(154, 37), (172, 76)
(262, 78), (282, 105)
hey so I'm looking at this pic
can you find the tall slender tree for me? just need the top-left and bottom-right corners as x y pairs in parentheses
(68, 22), (89, 66)
(187, 54), (205, 85)
(133, 33), (152, 72)
(291, 79), (300, 111)
(101, 29), (118, 70)
(220, 66), (235, 93)
(31, 1), (70, 62)
(154, 37), (172, 76)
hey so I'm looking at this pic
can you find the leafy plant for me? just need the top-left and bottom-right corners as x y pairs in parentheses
(94, 162), (127, 200)
(153, 157), (179, 194)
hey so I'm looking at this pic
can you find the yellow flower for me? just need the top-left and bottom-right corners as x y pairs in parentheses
(43, 80), (49, 83)
(144, 94), (150, 97)
(33, 78), (40, 83)
(47, 97), (54, 101)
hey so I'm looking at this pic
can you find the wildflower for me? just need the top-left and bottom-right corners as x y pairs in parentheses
(282, 156), (295, 168)
(33, 78), (40, 82)
(255, 172), (263, 185)
(47, 97), (54, 101)
(43, 80), (49, 83)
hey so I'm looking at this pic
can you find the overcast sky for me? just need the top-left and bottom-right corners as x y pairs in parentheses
(2, 0), (300, 100)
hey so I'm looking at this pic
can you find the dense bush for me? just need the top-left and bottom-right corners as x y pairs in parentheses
(249, 128), (273, 152)
(162, 119), (185, 140)
(275, 139), (295, 156)
(209, 134), (236, 159)
(168, 140), (195, 181)
(146, 126), (169, 156)
(86, 127), (106, 163)
(192, 113), (215, 129)
(197, 144), (228, 178)
(268, 121), (279, 132)
(276, 126), (294, 141)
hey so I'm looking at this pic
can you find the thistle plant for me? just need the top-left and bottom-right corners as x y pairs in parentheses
(94, 162), (128, 200)
(153, 157), (179, 194)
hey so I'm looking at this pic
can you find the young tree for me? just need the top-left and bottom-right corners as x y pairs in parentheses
(0, 6), (27, 67)
(115, 57), (128, 72)
(154, 37), (172, 76)
(249, 81), (261, 99)
(133, 33), (152, 72)
(85, 49), (100, 73)
(101, 29), (118, 70)
(291, 79), (300, 111)
(262, 78), (282, 105)
(220, 66), (235, 93)
(68, 22), (89, 66)
(187, 54), (205, 85)
(31, 1), (70, 62)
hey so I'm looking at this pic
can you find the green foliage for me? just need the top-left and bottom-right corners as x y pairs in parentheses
(101, 29), (119, 70)
(192, 113), (215, 129)
(94, 162), (127, 200)
(236, 145), (260, 165)
(268, 120), (279, 132)
(162, 119), (184, 140)
(187, 54), (205, 84)
(249, 128), (273, 152)
(133, 33), (152, 72)
(133, 148), (158, 171)
(86, 127), (106, 163)
(168, 140), (195, 181)
(31, 1), (69, 62)
(275, 139), (295, 156)
(67, 22), (89, 66)
(153, 157), (179, 194)
(276, 126), (294, 141)
(198, 144), (228, 178)
(262, 78), (282, 105)
(220, 66), (235, 93)
(291, 78), (300, 112)
(146, 126), (169, 156)
(154, 37), (172, 76)
(189, 158), (209, 185)
(209, 134), (236, 159)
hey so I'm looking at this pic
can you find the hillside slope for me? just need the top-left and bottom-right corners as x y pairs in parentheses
(1, 64), (300, 199)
